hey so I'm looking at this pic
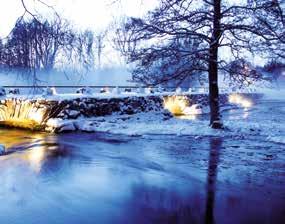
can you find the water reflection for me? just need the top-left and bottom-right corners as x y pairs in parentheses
(0, 129), (284, 224)
(205, 138), (222, 224)
(0, 130), (72, 174)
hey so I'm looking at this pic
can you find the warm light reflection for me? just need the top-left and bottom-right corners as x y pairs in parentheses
(24, 146), (46, 173)
(229, 94), (252, 108)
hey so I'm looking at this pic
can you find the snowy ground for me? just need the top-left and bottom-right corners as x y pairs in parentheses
(46, 98), (285, 146)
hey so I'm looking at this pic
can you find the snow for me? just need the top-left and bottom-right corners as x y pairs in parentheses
(44, 107), (284, 141)
(46, 118), (76, 132)
(42, 97), (285, 147)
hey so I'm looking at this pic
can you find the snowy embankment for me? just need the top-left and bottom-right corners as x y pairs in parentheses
(39, 92), (273, 140)
(45, 106), (285, 145)
(44, 92), (285, 145)
(2, 85), (281, 143)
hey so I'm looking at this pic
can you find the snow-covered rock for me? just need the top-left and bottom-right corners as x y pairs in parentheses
(0, 144), (5, 155)
(65, 110), (80, 119)
(74, 121), (96, 132)
(46, 118), (77, 133)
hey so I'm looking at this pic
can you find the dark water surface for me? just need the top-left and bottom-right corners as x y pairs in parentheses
(0, 100), (285, 224)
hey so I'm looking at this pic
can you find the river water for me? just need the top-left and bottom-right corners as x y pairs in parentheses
(0, 100), (284, 224)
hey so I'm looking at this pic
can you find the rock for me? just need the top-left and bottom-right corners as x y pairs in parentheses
(77, 122), (96, 133)
(0, 144), (5, 155)
(65, 110), (80, 119)
(57, 122), (76, 133)
(46, 118), (77, 133)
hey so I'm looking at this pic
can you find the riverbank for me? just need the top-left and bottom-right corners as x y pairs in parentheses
(0, 92), (262, 132)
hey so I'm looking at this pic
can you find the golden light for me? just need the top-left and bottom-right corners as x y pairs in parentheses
(29, 111), (44, 123)
(229, 94), (252, 108)
(163, 96), (188, 115)
(163, 96), (204, 120)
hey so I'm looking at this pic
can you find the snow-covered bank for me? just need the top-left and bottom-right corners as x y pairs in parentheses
(0, 91), (264, 135)
(42, 105), (285, 145)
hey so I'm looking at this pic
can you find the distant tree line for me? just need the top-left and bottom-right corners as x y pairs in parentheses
(0, 17), (108, 83)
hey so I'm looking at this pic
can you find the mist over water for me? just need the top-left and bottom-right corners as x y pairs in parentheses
(0, 67), (132, 87)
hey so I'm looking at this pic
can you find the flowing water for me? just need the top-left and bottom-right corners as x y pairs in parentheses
(0, 100), (284, 224)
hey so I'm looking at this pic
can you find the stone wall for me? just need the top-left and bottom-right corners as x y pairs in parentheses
(0, 93), (263, 131)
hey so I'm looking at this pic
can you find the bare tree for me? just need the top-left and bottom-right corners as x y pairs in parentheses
(0, 17), (96, 85)
(115, 0), (284, 128)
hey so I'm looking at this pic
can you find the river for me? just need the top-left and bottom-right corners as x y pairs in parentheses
(0, 100), (284, 224)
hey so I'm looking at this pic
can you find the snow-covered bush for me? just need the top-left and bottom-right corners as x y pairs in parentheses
(0, 87), (6, 96)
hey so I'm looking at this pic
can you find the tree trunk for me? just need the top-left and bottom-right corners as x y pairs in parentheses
(208, 0), (222, 129)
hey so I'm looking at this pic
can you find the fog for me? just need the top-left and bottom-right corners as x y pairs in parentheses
(0, 67), (132, 87)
